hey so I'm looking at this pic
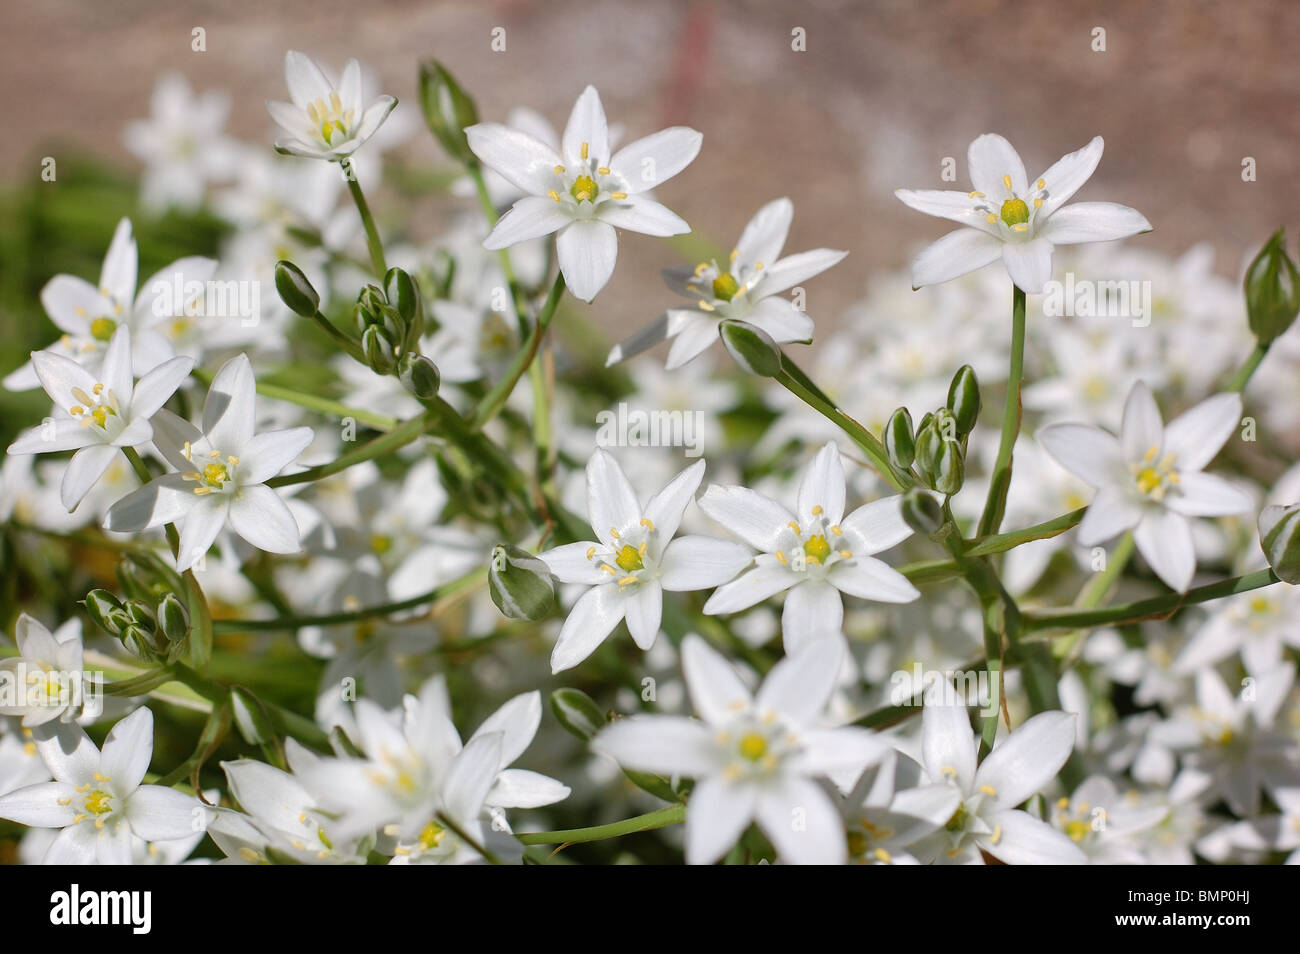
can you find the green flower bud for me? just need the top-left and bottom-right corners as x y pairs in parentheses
(901, 487), (944, 536)
(230, 687), (276, 746)
(1245, 229), (1300, 344)
(274, 260), (321, 318)
(488, 544), (556, 621)
(401, 354), (441, 400)
(121, 624), (165, 663)
(719, 319), (783, 377)
(932, 440), (966, 496)
(946, 365), (981, 437)
(124, 599), (156, 633)
(385, 268), (419, 324)
(550, 688), (607, 741)
(156, 593), (190, 644)
(83, 589), (125, 635)
(1258, 503), (1300, 584)
(419, 61), (480, 164)
(885, 407), (915, 470)
(362, 325), (396, 375)
(913, 419), (942, 484)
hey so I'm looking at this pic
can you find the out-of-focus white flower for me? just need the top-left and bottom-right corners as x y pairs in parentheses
(8, 327), (192, 510)
(595, 634), (887, 864)
(0, 615), (87, 728)
(897, 134), (1150, 292)
(1038, 381), (1251, 592)
(607, 198), (845, 369)
(267, 51), (396, 161)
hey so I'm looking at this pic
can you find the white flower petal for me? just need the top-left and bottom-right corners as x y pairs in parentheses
(840, 496), (912, 555)
(744, 296), (814, 343)
(586, 448), (641, 547)
(1038, 201), (1152, 245)
(593, 714), (718, 777)
(795, 726), (888, 780)
(921, 699), (976, 793)
(643, 458), (705, 542)
(100, 706), (154, 792)
(796, 442), (846, 525)
(664, 313), (721, 370)
(758, 248), (848, 297)
(755, 777), (846, 865)
(44, 824), (98, 864)
(659, 536), (752, 591)
(176, 495), (230, 571)
(894, 189), (999, 236)
(609, 126), (701, 193)
(237, 427), (314, 485)
(1034, 136), (1104, 219)
(685, 775), (756, 865)
(1036, 422), (1125, 488)
(100, 218), (138, 306)
(128, 785), (203, 842)
(0, 782), (78, 827)
(911, 228), (1003, 288)
(203, 353), (256, 454)
(130, 355), (194, 420)
(561, 85), (609, 166)
(283, 51), (333, 110)
(1134, 508), (1195, 592)
(551, 584), (625, 672)
(735, 197), (793, 268)
(983, 809), (1086, 864)
(623, 580), (663, 650)
(967, 134), (1027, 198)
(697, 484), (794, 551)
(781, 580), (844, 654)
(681, 634), (753, 725)
(483, 195), (571, 249)
(103, 473), (198, 533)
(703, 562), (798, 615)
(1167, 472), (1252, 517)
(827, 557), (920, 604)
(1001, 237), (1054, 294)
(597, 195), (689, 236)
(61, 444), (118, 511)
(539, 541), (609, 585)
(445, 733), (503, 824)
(556, 220), (618, 302)
(465, 123), (564, 196)
(1162, 392), (1242, 472)
(606, 312), (671, 366)
(976, 710), (1075, 810)
(486, 769), (570, 809)
(1120, 380), (1164, 461)
(227, 484), (301, 555)
(755, 634), (842, 726)
(1076, 487), (1142, 546)
(7, 419), (93, 455)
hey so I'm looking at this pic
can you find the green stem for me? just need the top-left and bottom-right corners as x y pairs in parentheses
(267, 412), (436, 489)
(966, 507), (1086, 557)
(342, 157), (387, 278)
(213, 568), (484, 632)
(438, 812), (504, 865)
(306, 309), (366, 364)
(469, 274), (566, 430)
(1227, 341), (1269, 393)
(1023, 568), (1281, 632)
(517, 804), (686, 846)
(774, 356), (912, 491)
(978, 284), (1027, 537)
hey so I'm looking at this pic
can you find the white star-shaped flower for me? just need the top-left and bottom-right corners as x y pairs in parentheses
(266, 50), (397, 161)
(896, 134), (1151, 292)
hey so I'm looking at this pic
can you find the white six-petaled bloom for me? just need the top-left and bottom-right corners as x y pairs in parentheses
(539, 450), (751, 673)
(606, 197), (847, 369)
(267, 50), (397, 161)
(700, 442), (919, 652)
(0, 615), (87, 728)
(7, 326), (193, 510)
(1038, 381), (1251, 592)
(104, 353), (314, 571)
(912, 699), (1085, 865)
(594, 634), (888, 865)
(466, 85), (702, 302)
(0, 708), (205, 864)
(896, 134), (1151, 293)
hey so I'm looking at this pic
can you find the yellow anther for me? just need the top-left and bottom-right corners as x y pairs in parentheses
(610, 191), (627, 200)
(1057, 796), (1071, 810)
(698, 301), (715, 312)
(830, 525), (842, 536)
(640, 518), (656, 530)
(1033, 197), (1043, 208)
(1002, 174), (1013, 190)
(787, 521), (801, 534)
(93, 772), (111, 782)
(986, 213), (997, 224)
(586, 546), (596, 560)
(548, 190), (561, 202)
(774, 551), (788, 565)
(694, 262), (710, 277)
(811, 505), (824, 516)
(873, 847), (892, 863)
(839, 550), (852, 559)
(616, 575), (638, 586)
(990, 824), (1003, 845)
(597, 166), (610, 175)
(69, 405), (84, 415)
(978, 784), (996, 796)
(1012, 223), (1029, 232)
(553, 165), (565, 174)
(580, 141), (589, 160)
(1036, 178), (1046, 190)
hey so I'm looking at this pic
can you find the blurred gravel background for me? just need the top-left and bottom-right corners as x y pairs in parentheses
(1, 0), (1297, 337)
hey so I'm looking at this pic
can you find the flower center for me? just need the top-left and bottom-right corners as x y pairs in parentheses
(84, 789), (114, 815)
(306, 92), (355, 146)
(802, 534), (831, 564)
(614, 543), (645, 572)
(719, 715), (797, 779)
(67, 382), (120, 432)
(417, 820), (445, 851)
(1000, 197), (1030, 227)
(1131, 446), (1179, 501)
(182, 443), (240, 495)
(773, 507), (853, 575)
(570, 175), (598, 203)
(90, 317), (118, 341)
(738, 732), (768, 761)
(712, 273), (740, 301)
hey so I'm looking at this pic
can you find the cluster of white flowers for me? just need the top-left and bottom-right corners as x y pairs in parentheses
(1, 51), (1298, 868)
